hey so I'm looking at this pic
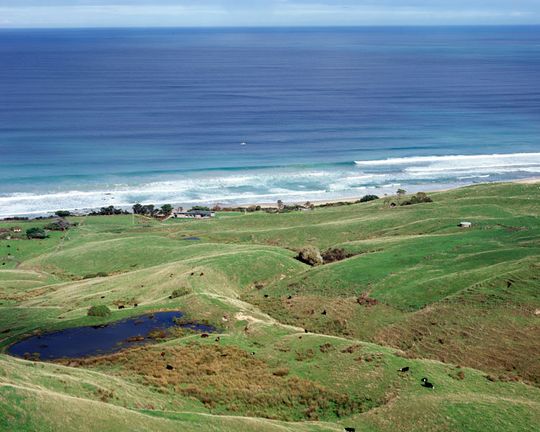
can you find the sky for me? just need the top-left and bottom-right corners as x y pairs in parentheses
(0, 0), (539, 28)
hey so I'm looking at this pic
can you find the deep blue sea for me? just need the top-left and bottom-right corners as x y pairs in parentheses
(1, 27), (539, 216)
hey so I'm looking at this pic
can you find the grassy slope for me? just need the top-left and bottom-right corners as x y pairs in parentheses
(0, 182), (539, 431)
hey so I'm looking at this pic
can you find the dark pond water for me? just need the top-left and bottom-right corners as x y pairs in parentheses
(7, 311), (215, 360)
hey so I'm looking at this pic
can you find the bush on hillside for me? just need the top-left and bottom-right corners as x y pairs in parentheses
(401, 192), (433, 206)
(321, 248), (354, 264)
(296, 246), (324, 266)
(26, 227), (48, 239)
(83, 272), (109, 279)
(358, 194), (379, 203)
(54, 210), (71, 217)
(45, 218), (71, 231)
(87, 305), (111, 317)
(169, 287), (191, 299)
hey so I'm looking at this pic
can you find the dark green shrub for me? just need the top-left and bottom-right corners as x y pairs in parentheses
(87, 305), (111, 317)
(401, 192), (433, 206)
(54, 210), (71, 217)
(359, 194), (379, 203)
(26, 227), (48, 239)
(45, 219), (71, 231)
(169, 287), (190, 299)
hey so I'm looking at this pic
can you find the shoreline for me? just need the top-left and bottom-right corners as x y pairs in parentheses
(1, 177), (539, 221)
(235, 177), (540, 209)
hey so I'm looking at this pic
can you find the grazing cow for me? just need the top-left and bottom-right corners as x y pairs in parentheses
(251, 352), (256, 356)
(215, 336), (220, 342)
(421, 377), (434, 388)
(201, 333), (209, 338)
(398, 366), (410, 372)
(304, 329), (309, 333)
(160, 352), (166, 357)
(344, 428), (356, 432)
(200, 272), (204, 276)
(118, 305), (125, 309)
(287, 295), (292, 300)
(264, 294), (269, 298)
(321, 309), (327, 315)
(134, 303), (138, 307)
(100, 296), (105, 299)
(166, 364), (174, 370)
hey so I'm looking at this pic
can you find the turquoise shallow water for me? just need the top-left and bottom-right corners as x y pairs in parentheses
(0, 27), (539, 216)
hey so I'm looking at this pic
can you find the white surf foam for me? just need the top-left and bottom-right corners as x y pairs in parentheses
(354, 152), (540, 167)
(1, 152), (538, 217)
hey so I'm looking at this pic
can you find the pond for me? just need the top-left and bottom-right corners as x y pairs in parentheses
(7, 311), (215, 360)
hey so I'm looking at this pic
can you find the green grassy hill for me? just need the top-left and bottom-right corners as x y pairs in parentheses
(1, 182), (539, 431)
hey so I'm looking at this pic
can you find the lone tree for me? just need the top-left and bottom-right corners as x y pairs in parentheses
(132, 203), (144, 214)
(26, 227), (48, 239)
(396, 188), (406, 203)
(54, 210), (71, 217)
(277, 200), (285, 211)
(160, 204), (173, 215)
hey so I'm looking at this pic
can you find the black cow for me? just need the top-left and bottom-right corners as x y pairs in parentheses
(421, 377), (434, 388)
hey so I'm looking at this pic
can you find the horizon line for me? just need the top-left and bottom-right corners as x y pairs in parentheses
(2, 23), (540, 31)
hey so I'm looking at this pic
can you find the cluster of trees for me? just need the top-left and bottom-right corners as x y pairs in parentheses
(90, 206), (129, 216)
(26, 217), (74, 239)
(384, 189), (433, 207)
(45, 219), (72, 231)
(132, 203), (174, 217)
(400, 192), (433, 206)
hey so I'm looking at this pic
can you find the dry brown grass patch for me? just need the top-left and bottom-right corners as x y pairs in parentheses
(71, 343), (367, 421)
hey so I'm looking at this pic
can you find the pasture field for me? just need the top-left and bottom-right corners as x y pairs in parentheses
(1, 182), (539, 431)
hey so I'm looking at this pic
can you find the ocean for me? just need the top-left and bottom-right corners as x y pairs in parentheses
(1, 26), (539, 217)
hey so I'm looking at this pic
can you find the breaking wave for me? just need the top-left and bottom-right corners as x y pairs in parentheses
(1, 152), (539, 217)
